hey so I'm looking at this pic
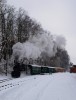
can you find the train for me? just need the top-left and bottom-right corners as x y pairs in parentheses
(70, 65), (76, 73)
(11, 63), (65, 78)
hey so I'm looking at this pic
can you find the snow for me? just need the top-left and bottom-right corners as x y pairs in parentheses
(0, 73), (76, 100)
(0, 74), (11, 80)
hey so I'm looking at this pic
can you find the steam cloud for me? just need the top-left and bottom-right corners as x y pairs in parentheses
(12, 33), (66, 61)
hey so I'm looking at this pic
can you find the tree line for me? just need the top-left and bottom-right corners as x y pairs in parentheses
(0, 0), (44, 59)
(0, 0), (70, 74)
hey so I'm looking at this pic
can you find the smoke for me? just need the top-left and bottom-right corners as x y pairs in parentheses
(55, 35), (66, 49)
(12, 33), (66, 61)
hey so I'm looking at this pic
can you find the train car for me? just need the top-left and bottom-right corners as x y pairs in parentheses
(70, 65), (76, 73)
(28, 64), (41, 75)
(41, 66), (49, 74)
(55, 67), (65, 72)
(48, 67), (56, 73)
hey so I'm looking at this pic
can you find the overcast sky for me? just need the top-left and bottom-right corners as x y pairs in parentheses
(7, 0), (76, 64)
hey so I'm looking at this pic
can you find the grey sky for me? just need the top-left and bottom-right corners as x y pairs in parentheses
(7, 0), (76, 64)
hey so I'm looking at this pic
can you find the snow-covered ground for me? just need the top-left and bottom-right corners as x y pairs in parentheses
(0, 73), (76, 100)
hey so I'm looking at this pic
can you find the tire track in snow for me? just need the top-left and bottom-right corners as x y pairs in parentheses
(17, 75), (53, 100)
(10, 76), (47, 100)
(0, 76), (38, 92)
(0, 75), (54, 100)
(36, 76), (54, 100)
(0, 75), (46, 100)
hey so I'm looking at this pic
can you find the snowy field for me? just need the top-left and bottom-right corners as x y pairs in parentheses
(0, 73), (76, 100)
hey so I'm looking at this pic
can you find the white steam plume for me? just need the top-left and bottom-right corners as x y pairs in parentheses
(12, 33), (66, 61)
